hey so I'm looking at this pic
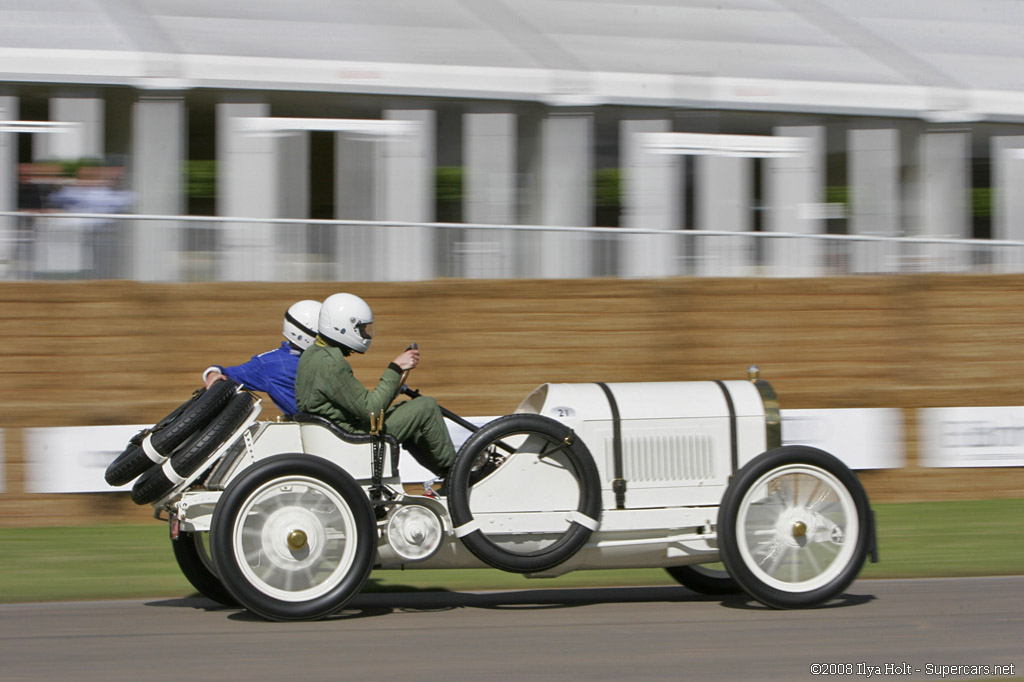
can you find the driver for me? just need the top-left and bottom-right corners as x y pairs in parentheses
(295, 292), (455, 477)
(202, 299), (321, 415)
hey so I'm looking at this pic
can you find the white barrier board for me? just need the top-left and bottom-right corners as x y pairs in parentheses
(22, 420), (500, 493)
(22, 409), (906, 493)
(919, 406), (1024, 467)
(24, 425), (148, 494)
(781, 408), (905, 470)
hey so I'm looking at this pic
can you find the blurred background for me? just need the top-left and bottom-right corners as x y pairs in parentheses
(2, 0), (1024, 281)
(2, 0), (1024, 528)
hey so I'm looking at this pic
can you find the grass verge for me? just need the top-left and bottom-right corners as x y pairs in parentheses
(0, 498), (1020, 604)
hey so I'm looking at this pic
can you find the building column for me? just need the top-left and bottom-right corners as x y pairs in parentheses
(918, 130), (970, 271)
(919, 131), (970, 238)
(696, 155), (753, 276)
(276, 131), (309, 281)
(41, 95), (104, 161)
(463, 112), (516, 278)
(538, 113), (593, 279)
(131, 95), (185, 281)
(849, 129), (901, 273)
(992, 135), (1024, 272)
(620, 119), (679, 278)
(765, 125), (824, 277)
(335, 131), (380, 282)
(217, 101), (277, 281)
(381, 108), (434, 281)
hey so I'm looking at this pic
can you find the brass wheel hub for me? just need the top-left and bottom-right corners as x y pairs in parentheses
(791, 521), (807, 538)
(287, 529), (308, 550)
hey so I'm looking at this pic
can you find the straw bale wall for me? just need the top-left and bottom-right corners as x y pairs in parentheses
(2, 275), (1023, 526)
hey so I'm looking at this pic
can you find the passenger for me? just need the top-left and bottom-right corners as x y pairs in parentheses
(295, 292), (455, 477)
(202, 300), (321, 415)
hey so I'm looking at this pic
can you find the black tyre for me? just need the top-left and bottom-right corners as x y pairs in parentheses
(104, 395), (199, 487)
(718, 445), (872, 609)
(447, 414), (602, 574)
(131, 391), (254, 505)
(172, 530), (238, 607)
(210, 455), (377, 621)
(104, 438), (153, 488)
(665, 564), (741, 596)
(105, 381), (237, 487)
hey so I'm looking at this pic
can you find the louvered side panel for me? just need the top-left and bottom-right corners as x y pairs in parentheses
(610, 434), (717, 484)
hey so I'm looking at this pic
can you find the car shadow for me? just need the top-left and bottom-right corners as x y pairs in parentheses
(716, 591), (877, 611)
(145, 584), (875, 622)
(144, 595), (236, 612)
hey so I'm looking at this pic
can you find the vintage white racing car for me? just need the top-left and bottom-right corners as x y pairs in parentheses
(106, 367), (877, 621)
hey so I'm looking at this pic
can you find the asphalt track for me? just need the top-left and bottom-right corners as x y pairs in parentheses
(1, 577), (1020, 682)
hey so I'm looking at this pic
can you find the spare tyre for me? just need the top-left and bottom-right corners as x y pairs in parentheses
(446, 414), (602, 574)
(131, 390), (255, 505)
(105, 380), (237, 487)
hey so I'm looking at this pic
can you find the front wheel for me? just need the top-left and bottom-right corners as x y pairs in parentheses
(718, 446), (872, 609)
(211, 455), (376, 621)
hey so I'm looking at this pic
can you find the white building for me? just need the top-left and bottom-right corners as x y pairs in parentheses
(2, 1), (1024, 280)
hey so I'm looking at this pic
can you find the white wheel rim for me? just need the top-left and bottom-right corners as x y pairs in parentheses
(231, 475), (360, 602)
(735, 464), (858, 593)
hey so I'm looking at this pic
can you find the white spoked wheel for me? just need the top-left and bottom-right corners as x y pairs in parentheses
(736, 465), (857, 591)
(718, 446), (872, 609)
(234, 476), (360, 601)
(212, 455), (376, 621)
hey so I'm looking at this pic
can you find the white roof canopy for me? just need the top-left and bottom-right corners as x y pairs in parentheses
(1, 0), (1023, 120)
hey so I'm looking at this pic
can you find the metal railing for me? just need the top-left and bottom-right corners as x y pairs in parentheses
(2, 211), (1024, 282)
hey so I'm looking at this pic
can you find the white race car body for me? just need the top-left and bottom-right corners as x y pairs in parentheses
(132, 373), (875, 621)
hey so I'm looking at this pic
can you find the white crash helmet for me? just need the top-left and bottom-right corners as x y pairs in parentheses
(319, 293), (374, 353)
(283, 299), (321, 350)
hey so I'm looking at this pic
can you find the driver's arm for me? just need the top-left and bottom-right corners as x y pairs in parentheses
(317, 358), (403, 429)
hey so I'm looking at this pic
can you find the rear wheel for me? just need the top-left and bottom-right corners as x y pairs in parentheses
(171, 530), (237, 607)
(665, 563), (740, 595)
(211, 455), (376, 621)
(718, 446), (871, 609)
